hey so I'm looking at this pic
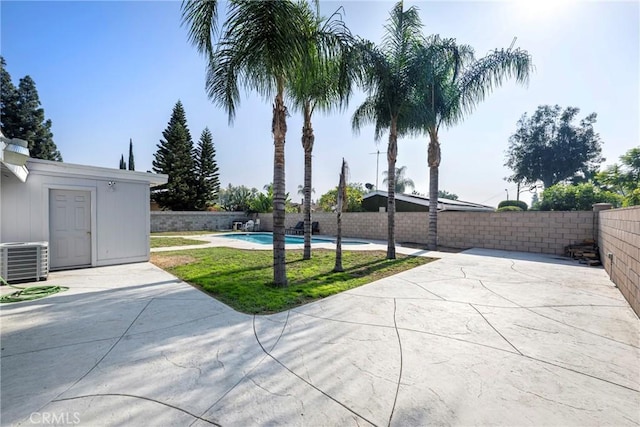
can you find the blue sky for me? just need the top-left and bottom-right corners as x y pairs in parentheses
(2, 0), (638, 207)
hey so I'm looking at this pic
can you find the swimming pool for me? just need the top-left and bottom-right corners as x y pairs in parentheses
(221, 232), (367, 245)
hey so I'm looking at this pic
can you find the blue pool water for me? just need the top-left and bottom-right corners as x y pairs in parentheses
(221, 232), (366, 245)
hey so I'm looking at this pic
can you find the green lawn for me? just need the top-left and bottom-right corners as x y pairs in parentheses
(151, 248), (436, 314)
(150, 237), (209, 248)
(151, 231), (224, 236)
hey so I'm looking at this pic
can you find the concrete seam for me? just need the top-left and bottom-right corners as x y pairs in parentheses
(52, 393), (220, 425)
(470, 303), (523, 356)
(387, 298), (403, 427)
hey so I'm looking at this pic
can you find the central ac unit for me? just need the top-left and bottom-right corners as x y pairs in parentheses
(0, 242), (49, 284)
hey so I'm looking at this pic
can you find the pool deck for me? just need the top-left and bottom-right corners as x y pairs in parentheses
(2, 239), (638, 426)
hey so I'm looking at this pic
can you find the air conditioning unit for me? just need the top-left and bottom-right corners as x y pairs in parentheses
(0, 242), (49, 284)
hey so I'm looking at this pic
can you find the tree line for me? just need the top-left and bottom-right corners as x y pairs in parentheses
(152, 100), (220, 211)
(0, 57), (62, 161)
(504, 104), (639, 210)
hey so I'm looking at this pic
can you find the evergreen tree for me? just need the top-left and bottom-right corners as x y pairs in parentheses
(152, 101), (197, 210)
(194, 127), (220, 210)
(128, 138), (135, 171)
(119, 154), (126, 169)
(0, 58), (62, 161)
(0, 57), (19, 135)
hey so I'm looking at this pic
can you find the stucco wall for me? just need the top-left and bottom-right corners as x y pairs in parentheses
(257, 211), (595, 255)
(150, 211), (249, 232)
(598, 206), (640, 317)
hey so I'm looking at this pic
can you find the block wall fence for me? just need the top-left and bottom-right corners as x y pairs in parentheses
(257, 211), (595, 255)
(150, 211), (248, 232)
(597, 206), (640, 317)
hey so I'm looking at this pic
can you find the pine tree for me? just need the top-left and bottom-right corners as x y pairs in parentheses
(128, 138), (135, 171)
(152, 101), (197, 210)
(194, 127), (220, 210)
(0, 57), (62, 161)
(119, 154), (126, 169)
(0, 57), (19, 135)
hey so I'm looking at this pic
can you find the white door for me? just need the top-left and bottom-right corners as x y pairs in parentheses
(50, 189), (91, 269)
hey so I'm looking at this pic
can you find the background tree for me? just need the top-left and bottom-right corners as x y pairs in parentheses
(194, 127), (220, 210)
(152, 101), (197, 210)
(505, 105), (604, 189)
(383, 165), (415, 194)
(318, 183), (366, 212)
(1, 57), (62, 161)
(128, 138), (135, 171)
(119, 154), (126, 169)
(351, 1), (425, 259)
(539, 182), (621, 211)
(218, 184), (258, 212)
(438, 190), (458, 200)
(595, 146), (640, 206)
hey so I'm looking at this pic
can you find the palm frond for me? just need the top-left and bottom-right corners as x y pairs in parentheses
(181, 0), (219, 58)
(205, 0), (314, 119)
(457, 48), (533, 116)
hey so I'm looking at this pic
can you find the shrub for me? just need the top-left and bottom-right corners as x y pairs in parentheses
(496, 206), (523, 212)
(497, 200), (528, 211)
(539, 183), (622, 211)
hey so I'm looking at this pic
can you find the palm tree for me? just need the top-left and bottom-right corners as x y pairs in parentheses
(413, 39), (533, 249)
(383, 165), (415, 194)
(289, 6), (355, 260)
(182, 0), (340, 286)
(351, 1), (425, 260)
(334, 158), (348, 272)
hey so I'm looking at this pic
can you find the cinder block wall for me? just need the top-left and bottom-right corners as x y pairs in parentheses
(150, 212), (249, 232)
(437, 211), (595, 254)
(258, 211), (595, 254)
(598, 206), (640, 317)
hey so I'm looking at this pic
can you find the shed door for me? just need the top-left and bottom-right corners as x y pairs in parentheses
(50, 189), (91, 269)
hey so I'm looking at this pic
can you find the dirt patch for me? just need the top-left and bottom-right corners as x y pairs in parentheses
(150, 254), (197, 269)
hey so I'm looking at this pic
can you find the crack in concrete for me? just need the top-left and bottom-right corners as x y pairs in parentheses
(123, 312), (227, 338)
(291, 309), (395, 330)
(51, 298), (154, 406)
(470, 304), (523, 356)
(247, 375), (292, 398)
(191, 311), (292, 424)
(161, 351), (203, 377)
(52, 393), (220, 425)
(396, 276), (446, 300)
(475, 280), (638, 349)
(252, 312), (379, 427)
(0, 336), (118, 358)
(523, 390), (599, 412)
(387, 299), (403, 427)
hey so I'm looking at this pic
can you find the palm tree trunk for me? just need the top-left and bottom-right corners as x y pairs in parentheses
(272, 81), (288, 286)
(302, 101), (314, 260)
(427, 129), (440, 251)
(334, 210), (343, 271)
(334, 158), (346, 272)
(387, 118), (398, 259)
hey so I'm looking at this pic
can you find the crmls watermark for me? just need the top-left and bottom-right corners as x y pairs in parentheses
(29, 412), (81, 425)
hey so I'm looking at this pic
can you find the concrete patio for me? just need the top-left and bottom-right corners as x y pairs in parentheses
(1, 248), (638, 426)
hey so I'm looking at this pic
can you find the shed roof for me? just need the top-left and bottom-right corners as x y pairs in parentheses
(25, 158), (168, 186)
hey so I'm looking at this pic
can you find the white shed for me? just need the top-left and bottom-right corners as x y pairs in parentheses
(1, 142), (167, 274)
